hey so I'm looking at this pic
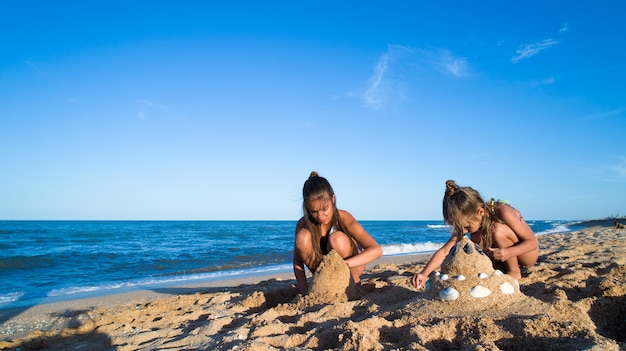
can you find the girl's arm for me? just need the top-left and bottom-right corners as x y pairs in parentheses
(490, 205), (538, 262)
(412, 235), (458, 289)
(293, 251), (308, 295)
(293, 218), (309, 294)
(338, 210), (383, 268)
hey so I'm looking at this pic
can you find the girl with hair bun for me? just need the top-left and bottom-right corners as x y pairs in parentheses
(293, 171), (383, 295)
(411, 180), (539, 289)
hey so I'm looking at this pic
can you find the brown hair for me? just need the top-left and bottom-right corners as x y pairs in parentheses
(301, 171), (346, 263)
(443, 180), (495, 251)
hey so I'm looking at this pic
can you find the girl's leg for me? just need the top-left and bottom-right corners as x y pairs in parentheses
(328, 231), (364, 283)
(491, 230), (522, 279)
(294, 228), (319, 273)
(492, 226), (539, 279)
(517, 246), (539, 269)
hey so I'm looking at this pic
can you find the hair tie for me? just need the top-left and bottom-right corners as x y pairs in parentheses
(491, 199), (509, 214)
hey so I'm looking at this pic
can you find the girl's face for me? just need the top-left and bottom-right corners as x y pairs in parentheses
(462, 207), (485, 234)
(306, 195), (335, 225)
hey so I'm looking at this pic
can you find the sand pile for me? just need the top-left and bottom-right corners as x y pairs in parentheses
(427, 236), (520, 307)
(295, 250), (360, 309)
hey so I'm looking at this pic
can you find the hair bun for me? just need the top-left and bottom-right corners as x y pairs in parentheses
(309, 171), (320, 178)
(445, 180), (458, 196)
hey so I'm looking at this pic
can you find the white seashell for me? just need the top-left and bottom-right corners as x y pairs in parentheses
(500, 282), (515, 294)
(470, 285), (491, 298)
(493, 270), (503, 276)
(440, 274), (449, 281)
(439, 287), (459, 301)
(434, 271), (441, 276)
(478, 272), (488, 279)
(455, 275), (466, 281)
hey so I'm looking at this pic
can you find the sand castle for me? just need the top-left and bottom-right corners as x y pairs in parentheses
(296, 250), (360, 308)
(426, 236), (520, 303)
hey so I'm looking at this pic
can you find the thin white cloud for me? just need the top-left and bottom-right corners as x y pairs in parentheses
(584, 106), (626, 121)
(576, 157), (626, 181)
(137, 99), (163, 107)
(136, 99), (167, 121)
(360, 45), (468, 109)
(436, 50), (469, 77)
(364, 51), (390, 108)
(614, 157), (626, 178)
(24, 60), (48, 76)
(559, 23), (569, 33)
(363, 45), (412, 109)
(512, 39), (558, 63)
(526, 76), (556, 87)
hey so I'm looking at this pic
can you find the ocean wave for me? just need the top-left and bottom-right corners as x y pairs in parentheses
(46, 264), (293, 299)
(0, 292), (23, 304)
(382, 242), (444, 256)
(426, 224), (450, 229)
(536, 225), (571, 235)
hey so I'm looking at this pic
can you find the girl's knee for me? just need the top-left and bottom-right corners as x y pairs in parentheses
(492, 230), (517, 248)
(294, 229), (314, 252)
(328, 231), (354, 258)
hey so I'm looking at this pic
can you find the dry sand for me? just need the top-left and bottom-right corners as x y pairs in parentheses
(1, 224), (625, 350)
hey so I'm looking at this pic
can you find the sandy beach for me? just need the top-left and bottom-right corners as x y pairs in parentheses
(1, 222), (625, 350)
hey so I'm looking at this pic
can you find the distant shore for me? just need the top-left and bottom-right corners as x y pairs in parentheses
(568, 216), (626, 228)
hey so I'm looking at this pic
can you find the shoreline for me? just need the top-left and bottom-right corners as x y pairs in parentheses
(1, 218), (591, 313)
(0, 252), (430, 311)
(0, 253), (431, 338)
(0, 218), (598, 313)
(2, 222), (624, 350)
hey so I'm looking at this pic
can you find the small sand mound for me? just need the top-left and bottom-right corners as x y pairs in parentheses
(296, 250), (359, 308)
(427, 236), (520, 305)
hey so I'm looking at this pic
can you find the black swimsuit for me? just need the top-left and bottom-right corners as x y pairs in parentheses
(320, 226), (336, 255)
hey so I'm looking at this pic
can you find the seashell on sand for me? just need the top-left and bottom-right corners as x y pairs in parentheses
(470, 285), (491, 298)
(500, 282), (515, 294)
(439, 287), (459, 301)
(427, 237), (521, 303)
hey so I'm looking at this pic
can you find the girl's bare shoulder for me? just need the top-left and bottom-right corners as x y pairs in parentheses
(337, 209), (356, 220)
(295, 217), (306, 231)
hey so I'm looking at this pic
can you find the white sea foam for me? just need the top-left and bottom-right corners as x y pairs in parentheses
(47, 263), (294, 298)
(536, 224), (571, 235)
(382, 242), (444, 256)
(0, 292), (23, 304)
(426, 224), (451, 229)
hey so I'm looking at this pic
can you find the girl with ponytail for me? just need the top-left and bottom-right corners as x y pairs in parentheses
(412, 180), (538, 289)
(293, 171), (382, 295)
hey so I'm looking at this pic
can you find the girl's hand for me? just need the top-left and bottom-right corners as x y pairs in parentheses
(411, 272), (427, 290)
(488, 247), (510, 262)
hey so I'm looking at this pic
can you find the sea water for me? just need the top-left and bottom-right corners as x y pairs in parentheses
(0, 220), (581, 310)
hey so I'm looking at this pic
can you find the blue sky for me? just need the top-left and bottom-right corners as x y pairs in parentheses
(1, 1), (625, 221)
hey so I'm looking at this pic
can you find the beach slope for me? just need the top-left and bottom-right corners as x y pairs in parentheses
(1, 225), (625, 350)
